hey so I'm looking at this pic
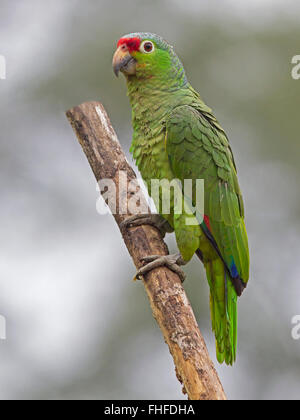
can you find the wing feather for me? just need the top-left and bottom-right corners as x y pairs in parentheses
(165, 105), (249, 285)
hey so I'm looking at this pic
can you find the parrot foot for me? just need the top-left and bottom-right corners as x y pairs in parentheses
(135, 253), (187, 283)
(120, 214), (173, 238)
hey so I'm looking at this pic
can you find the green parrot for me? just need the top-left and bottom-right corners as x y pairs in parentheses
(113, 33), (249, 365)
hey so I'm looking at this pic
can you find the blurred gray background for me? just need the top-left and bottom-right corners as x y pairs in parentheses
(0, 0), (300, 400)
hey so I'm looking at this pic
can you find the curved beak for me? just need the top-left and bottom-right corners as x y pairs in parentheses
(113, 46), (136, 77)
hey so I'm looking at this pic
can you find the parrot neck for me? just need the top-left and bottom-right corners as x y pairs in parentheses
(126, 76), (193, 132)
(126, 69), (187, 97)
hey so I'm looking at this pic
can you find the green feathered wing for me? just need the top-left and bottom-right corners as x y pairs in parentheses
(165, 104), (250, 365)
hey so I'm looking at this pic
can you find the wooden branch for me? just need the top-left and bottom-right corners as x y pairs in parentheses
(66, 101), (227, 401)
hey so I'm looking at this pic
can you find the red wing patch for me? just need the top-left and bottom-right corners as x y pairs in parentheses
(204, 215), (211, 231)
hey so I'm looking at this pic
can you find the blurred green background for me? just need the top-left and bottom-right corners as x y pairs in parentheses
(0, 0), (300, 400)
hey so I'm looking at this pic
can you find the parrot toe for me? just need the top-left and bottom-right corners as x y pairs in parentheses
(120, 214), (173, 238)
(135, 253), (187, 283)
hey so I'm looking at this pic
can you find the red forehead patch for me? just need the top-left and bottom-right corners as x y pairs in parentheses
(117, 37), (141, 52)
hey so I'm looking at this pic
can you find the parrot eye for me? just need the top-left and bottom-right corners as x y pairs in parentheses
(141, 41), (154, 54)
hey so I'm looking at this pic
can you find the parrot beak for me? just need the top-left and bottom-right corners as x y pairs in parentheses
(113, 45), (136, 77)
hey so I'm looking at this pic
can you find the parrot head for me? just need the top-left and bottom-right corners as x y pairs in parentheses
(113, 32), (187, 87)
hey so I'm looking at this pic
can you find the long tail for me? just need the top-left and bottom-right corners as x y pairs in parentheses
(205, 258), (237, 365)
